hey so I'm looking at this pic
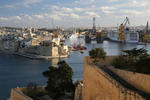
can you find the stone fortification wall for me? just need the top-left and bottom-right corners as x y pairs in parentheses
(0, 40), (19, 52)
(96, 56), (150, 94)
(20, 45), (52, 56)
(108, 67), (150, 94)
(98, 56), (150, 95)
(10, 87), (46, 100)
(10, 88), (33, 100)
(74, 83), (83, 100)
(83, 56), (146, 100)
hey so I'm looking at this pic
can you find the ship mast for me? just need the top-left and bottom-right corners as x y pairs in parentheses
(92, 17), (96, 34)
(144, 21), (149, 42)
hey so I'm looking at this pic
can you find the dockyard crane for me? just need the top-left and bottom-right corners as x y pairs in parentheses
(144, 21), (149, 42)
(53, 29), (59, 38)
(118, 17), (130, 41)
(122, 17), (130, 27)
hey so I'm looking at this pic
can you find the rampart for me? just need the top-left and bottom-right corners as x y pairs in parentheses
(83, 56), (150, 100)
(74, 83), (83, 100)
(9, 87), (45, 100)
(108, 67), (150, 95)
(9, 87), (33, 100)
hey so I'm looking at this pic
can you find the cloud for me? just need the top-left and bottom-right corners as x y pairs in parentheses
(108, 0), (119, 2)
(62, 7), (73, 13)
(23, 0), (43, 7)
(3, 4), (16, 9)
(90, 0), (95, 2)
(74, 0), (95, 5)
(101, 6), (116, 14)
(1, 0), (150, 27)
(50, 5), (59, 10)
(46, 14), (61, 21)
(50, 6), (73, 13)
(85, 11), (100, 17)
(120, 9), (143, 15)
(3, 0), (43, 8)
(113, 0), (150, 8)
(24, 14), (33, 20)
(130, 0), (149, 7)
(13, 16), (22, 20)
(0, 16), (21, 21)
(0, 17), (8, 21)
(32, 14), (44, 19)
(74, 7), (84, 12)
(70, 13), (80, 19)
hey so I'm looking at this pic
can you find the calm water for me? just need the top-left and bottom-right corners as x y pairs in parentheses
(0, 37), (150, 100)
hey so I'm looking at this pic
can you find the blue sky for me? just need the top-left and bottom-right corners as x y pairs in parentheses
(0, 0), (150, 28)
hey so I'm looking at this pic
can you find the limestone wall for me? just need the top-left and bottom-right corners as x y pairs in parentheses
(83, 56), (146, 100)
(10, 88), (33, 100)
(74, 83), (83, 100)
(21, 46), (52, 56)
(52, 46), (59, 57)
(0, 40), (19, 52)
(108, 67), (150, 94)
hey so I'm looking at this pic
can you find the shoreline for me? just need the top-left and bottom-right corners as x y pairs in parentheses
(0, 50), (70, 60)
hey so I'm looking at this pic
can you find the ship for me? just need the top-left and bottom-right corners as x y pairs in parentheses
(107, 17), (139, 43)
(73, 43), (87, 51)
(108, 29), (139, 43)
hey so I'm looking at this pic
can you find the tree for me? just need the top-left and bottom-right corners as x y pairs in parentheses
(89, 48), (106, 64)
(23, 82), (38, 99)
(123, 48), (148, 62)
(43, 61), (74, 99)
(112, 48), (150, 74)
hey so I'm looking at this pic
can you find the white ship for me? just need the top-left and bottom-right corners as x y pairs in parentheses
(108, 29), (139, 43)
(107, 17), (139, 43)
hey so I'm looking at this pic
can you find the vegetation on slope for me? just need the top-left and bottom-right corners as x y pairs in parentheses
(89, 48), (106, 64)
(112, 48), (150, 74)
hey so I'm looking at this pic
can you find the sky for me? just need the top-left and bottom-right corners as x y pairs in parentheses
(0, 0), (150, 28)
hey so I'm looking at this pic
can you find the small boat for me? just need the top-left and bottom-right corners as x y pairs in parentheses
(73, 43), (87, 50)
(137, 42), (147, 45)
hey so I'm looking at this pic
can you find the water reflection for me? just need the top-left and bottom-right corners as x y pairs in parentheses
(51, 58), (60, 66)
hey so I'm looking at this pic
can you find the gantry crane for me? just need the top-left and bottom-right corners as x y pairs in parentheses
(144, 21), (149, 42)
(118, 17), (130, 41)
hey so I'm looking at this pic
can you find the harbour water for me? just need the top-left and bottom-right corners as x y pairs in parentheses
(0, 37), (150, 100)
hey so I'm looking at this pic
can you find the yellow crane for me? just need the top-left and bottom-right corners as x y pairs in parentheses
(53, 29), (59, 38)
(118, 17), (130, 42)
(144, 21), (149, 42)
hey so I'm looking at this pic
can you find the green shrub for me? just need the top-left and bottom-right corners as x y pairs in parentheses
(89, 48), (106, 64)
(135, 57), (150, 74)
(112, 56), (128, 69)
(112, 48), (150, 74)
